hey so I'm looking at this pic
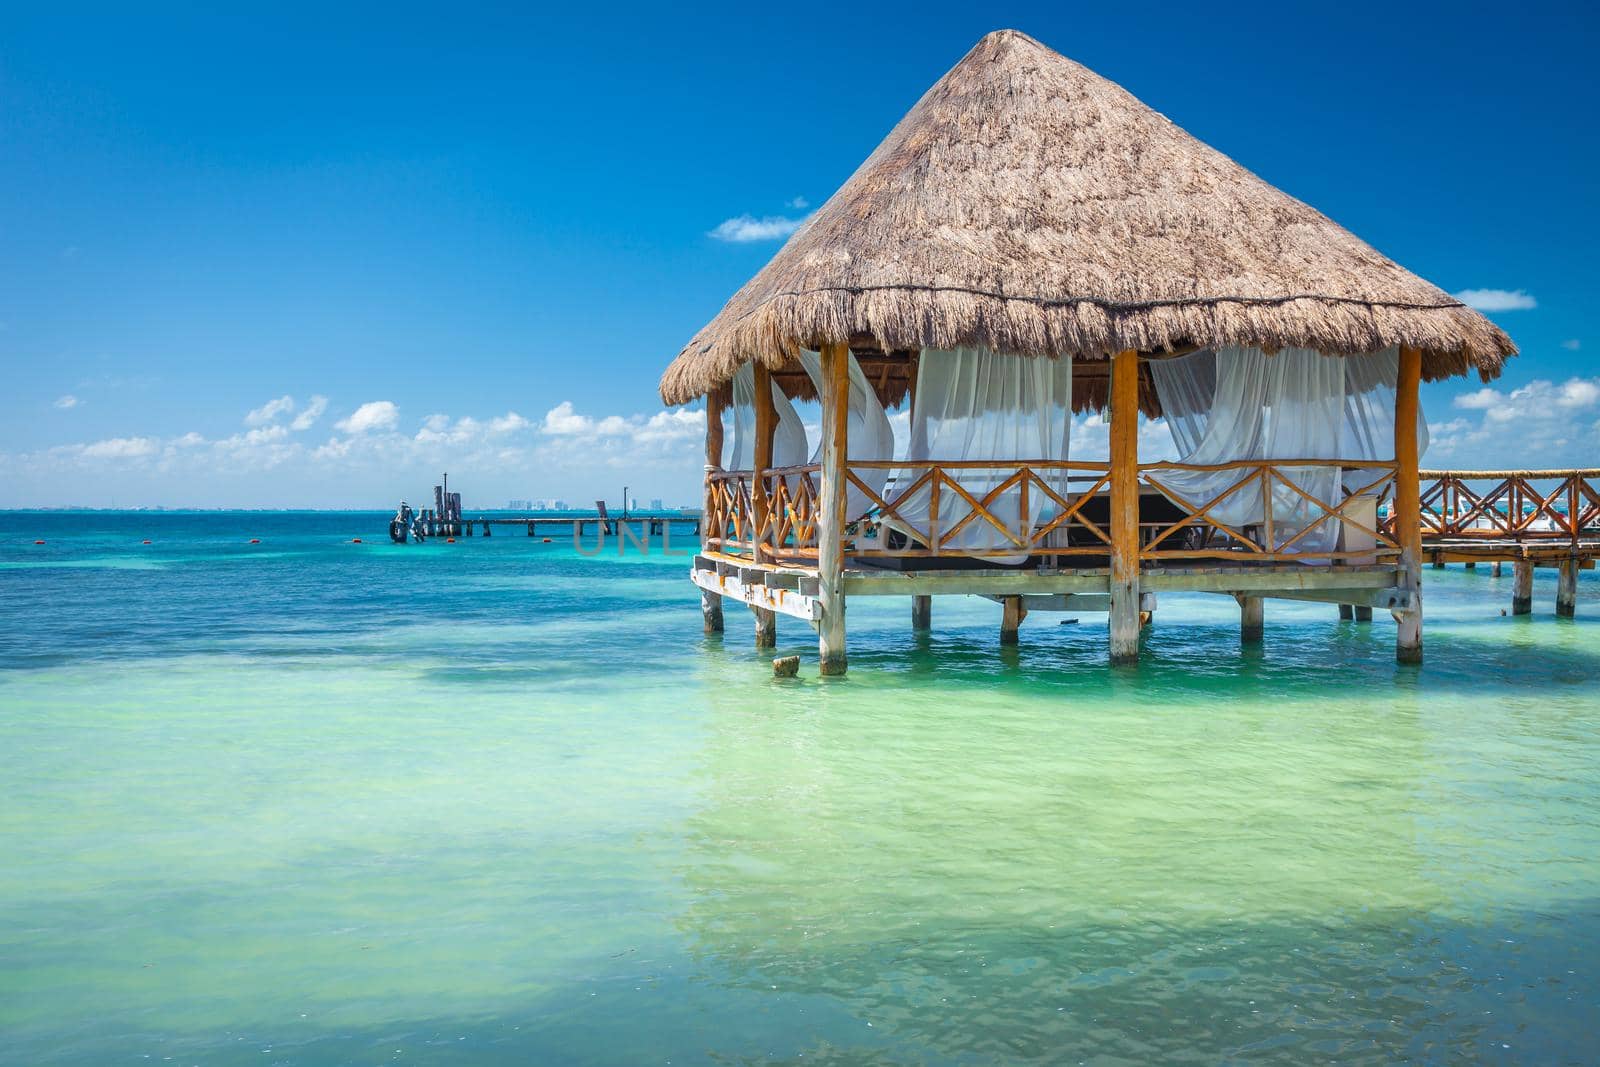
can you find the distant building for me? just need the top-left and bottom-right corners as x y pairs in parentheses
(650, 498), (663, 510)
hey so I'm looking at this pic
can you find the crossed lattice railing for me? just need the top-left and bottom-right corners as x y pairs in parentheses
(707, 459), (1407, 564)
(704, 465), (822, 561)
(1138, 459), (1401, 562)
(1397, 470), (1600, 542)
(845, 460), (1114, 559)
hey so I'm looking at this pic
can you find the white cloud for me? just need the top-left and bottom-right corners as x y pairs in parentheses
(1453, 288), (1537, 312)
(54, 394), (79, 410)
(538, 401), (703, 447)
(290, 395), (328, 431)
(708, 214), (806, 243)
(336, 401), (399, 434)
(787, 196), (810, 210)
(76, 436), (160, 459)
(1436, 376), (1600, 463)
(1561, 339), (1581, 351)
(1452, 376), (1600, 423)
(246, 394), (296, 426)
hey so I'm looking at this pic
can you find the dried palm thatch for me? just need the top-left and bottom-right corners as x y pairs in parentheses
(660, 29), (1514, 406)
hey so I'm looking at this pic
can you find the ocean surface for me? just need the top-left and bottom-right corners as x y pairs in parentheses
(2, 510), (1596, 1065)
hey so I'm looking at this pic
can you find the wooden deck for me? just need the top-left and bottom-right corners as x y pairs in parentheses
(692, 467), (1598, 644)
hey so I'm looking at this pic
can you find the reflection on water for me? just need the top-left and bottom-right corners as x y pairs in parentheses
(0, 512), (1596, 1064)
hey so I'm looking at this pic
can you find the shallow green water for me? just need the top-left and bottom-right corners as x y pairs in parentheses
(1, 512), (1596, 1064)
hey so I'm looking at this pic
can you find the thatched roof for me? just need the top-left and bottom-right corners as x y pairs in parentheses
(660, 29), (1515, 405)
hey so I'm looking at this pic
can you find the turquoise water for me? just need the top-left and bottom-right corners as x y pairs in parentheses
(2, 512), (1596, 1065)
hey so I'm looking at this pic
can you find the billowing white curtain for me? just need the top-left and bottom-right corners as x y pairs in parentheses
(797, 349), (897, 521)
(1145, 345), (1429, 553)
(723, 363), (809, 471)
(1342, 347), (1429, 492)
(884, 347), (1072, 565)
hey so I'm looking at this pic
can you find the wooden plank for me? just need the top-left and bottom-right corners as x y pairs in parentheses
(842, 571), (1111, 596)
(689, 565), (821, 623)
(1140, 566), (1397, 593)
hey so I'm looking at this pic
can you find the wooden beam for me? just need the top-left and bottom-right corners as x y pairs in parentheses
(1109, 349), (1141, 664)
(701, 390), (725, 632)
(1394, 345), (1424, 663)
(818, 343), (849, 675)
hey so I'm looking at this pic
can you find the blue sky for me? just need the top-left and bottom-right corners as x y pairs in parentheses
(2, 2), (1596, 507)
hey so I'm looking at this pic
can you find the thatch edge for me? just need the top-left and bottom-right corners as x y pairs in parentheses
(659, 288), (1515, 405)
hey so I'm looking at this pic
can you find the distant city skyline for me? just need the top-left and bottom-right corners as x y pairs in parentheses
(4, 4), (1596, 507)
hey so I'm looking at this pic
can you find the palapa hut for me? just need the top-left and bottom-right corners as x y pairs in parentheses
(662, 29), (1515, 673)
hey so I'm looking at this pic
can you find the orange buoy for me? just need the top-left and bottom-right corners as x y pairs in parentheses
(351, 538), (362, 544)
(249, 538), (260, 544)
(542, 537), (552, 543)
(446, 537), (456, 543)
(142, 540), (151, 545)
(34, 540), (45, 545)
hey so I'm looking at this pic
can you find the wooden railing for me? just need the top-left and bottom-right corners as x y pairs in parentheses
(1401, 469), (1600, 542)
(844, 459), (1114, 559)
(704, 465), (822, 561)
(1139, 459), (1401, 563)
(707, 463), (1600, 568)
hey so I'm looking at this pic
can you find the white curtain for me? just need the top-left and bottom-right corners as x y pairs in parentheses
(723, 363), (809, 471)
(797, 350), (897, 521)
(1145, 345), (1428, 553)
(883, 347), (1072, 565)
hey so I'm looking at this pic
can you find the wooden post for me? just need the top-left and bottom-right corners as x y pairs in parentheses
(818, 343), (850, 675)
(701, 390), (725, 634)
(1238, 594), (1264, 644)
(1000, 596), (1026, 646)
(751, 604), (776, 647)
(1108, 349), (1141, 664)
(1338, 603), (1354, 621)
(1512, 560), (1533, 615)
(1492, 561), (1503, 577)
(750, 365), (778, 643)
(1393, 345), (1424, 663)
(1556, 559), (1578, 617)
(911, 595), (931, 631)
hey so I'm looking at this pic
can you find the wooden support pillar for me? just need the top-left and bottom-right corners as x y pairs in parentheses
(1000, 596), (1026, 646)
(1464, 561), (1475, 570)
(751, 604), (776, 647)
(702, 390), (725, 634)
(1338, 603), (1354, 621)
(911, 594), (931, 631)
(1512, 560), (1533, 615)
(1393, 345), (1424, 663)
(1108, 349), (1141, 664)
(1354, 606), (1373, 622)
(1556, 559), (1578, 617)
(1238, 595), (1264, 644)
(752, 364), (777, 564)
(817, 343), (849, 675)
(1492, 561), (1503, 577)
(702, 590), (724, 634)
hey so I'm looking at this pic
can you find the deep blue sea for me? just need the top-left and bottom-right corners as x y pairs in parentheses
(1, 510), (1597, 1065)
